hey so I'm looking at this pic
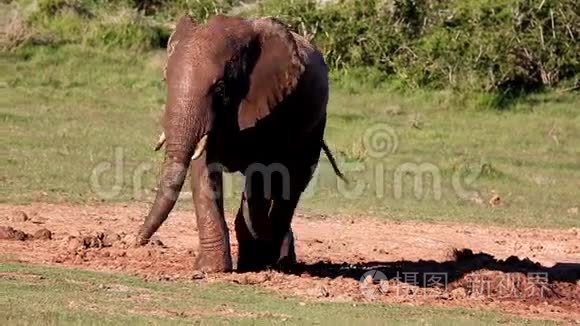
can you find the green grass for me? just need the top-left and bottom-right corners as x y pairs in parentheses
(0, 262), (558, 325)
(1, 45), (579, 228)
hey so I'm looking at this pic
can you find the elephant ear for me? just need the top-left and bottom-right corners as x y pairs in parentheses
(237, 17), (305, 130)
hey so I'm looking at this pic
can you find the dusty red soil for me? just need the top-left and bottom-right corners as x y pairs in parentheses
(1, 203), (578, 322)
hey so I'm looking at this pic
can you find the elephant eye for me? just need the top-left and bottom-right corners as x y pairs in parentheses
(213, 80), (225, 95)
(212, 80), (229, 107)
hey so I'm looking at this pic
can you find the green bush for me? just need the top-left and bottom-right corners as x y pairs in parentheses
(85, 10), (164, 50)
(17, 0), (238, 50)
(132, 0), (240, 21)
(7, 0), (579, 99)
(24, 0), (160, 49)
(253, 0), (579, 95)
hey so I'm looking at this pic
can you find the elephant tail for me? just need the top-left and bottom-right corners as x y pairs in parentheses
(321, 140), (348, 184)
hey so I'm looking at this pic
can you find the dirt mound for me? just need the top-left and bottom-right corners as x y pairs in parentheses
(0, 203), (578, 322)
(60, 230), (166, 252)
(0, 226), (55, 241)
(33, 228), (52, 240)
(0, 226), (30, 241)
(10, 211), (29, 222)
(62, 230), (127, 251)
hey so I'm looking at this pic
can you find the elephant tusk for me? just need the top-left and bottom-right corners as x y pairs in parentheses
(191, 134), (208, 160)
(154, 132), (166, 151)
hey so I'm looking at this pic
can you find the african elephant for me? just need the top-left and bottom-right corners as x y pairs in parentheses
(135, 14), (344, 272)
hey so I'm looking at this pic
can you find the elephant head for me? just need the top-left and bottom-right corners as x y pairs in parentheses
(135, 15), (307, 272)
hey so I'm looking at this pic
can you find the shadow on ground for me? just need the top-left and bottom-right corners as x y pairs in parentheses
(289, 249), (580, 287)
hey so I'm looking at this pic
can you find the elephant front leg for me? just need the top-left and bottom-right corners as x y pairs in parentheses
(191, 154), (232, 272)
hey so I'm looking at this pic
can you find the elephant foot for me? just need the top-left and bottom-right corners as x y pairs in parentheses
(279, 230), (296, 261)
(194, 251), (232, 273)
(236, 240), (275, 272)
(133, 233), (150, 247)
(237, 231), (296, 272)
(273, 230), (296, 272)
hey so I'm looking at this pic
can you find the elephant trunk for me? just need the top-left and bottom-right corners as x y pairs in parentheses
(136, 99), (211, 245)
(135, 154), (190, 245)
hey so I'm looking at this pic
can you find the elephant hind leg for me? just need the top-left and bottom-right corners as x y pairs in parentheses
(269, 197), (300, 270)
(269, 160), (318, 271)
(235, 191), (301, 272)
(235, 178), (273, 272)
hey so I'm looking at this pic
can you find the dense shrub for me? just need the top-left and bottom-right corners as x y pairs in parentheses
(130, 0), (240, 20)
(5, 0), (578, 97)
(6, 0), (238, 50)
(253, 0), (579, 95)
